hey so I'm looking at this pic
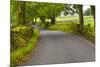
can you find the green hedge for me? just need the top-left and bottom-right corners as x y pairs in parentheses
(10, 29), (40, 67)
(11, 26), (34, 51)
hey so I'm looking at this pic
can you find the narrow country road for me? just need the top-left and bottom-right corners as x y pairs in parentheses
(21, 30), (95, 66)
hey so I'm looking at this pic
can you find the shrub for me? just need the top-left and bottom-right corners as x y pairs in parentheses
(11, 36), (27, 51)
(11, 26), (34, 51)
(10, 29), (40, 67)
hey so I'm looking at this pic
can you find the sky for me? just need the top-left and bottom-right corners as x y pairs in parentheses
(83, 5), (90, 11)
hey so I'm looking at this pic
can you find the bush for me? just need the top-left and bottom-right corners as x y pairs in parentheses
(11, 26), (34, 51)
(11, 36), (27, 51)
(11, 29), (40, 67)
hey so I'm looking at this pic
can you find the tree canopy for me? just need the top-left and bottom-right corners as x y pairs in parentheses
(11, 0), (94, 28)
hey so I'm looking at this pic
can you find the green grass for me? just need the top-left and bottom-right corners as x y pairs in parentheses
(84, 22), (94, 27)
(56, 16), (79, 21)
(11, 29), (40, 67)
(56, 16), (94, 21)
(48, 23), (72, 32)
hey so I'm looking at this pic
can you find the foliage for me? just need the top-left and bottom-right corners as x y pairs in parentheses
(11, 0), (26, 26)
(25, 2), (39, 22)
(11, 26), (34, 51)
(10, 29), (40, 67)
(10, 1), (95, 66)
(11, 0), (66, 26)
(10, 0), (18, 25)
(63, 4), (77, 16)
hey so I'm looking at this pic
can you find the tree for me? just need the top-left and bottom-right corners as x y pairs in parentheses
(67, 4), (84, 33)
(63, 4), (77, 16)
(10, 0), (19, 26)
(84, 8), (91, 16)
(25, 2), (39, 24)
(49, 3), (64, 24)
(50, 3), (56, 24)
(11, 0), (26, 26)
(90, 5), (95, 22)
(64, 4), (84, 26)
(78, 5), (84, 26)
(90, 5), (95, 31)
(18, 1), (26, 26)
(34, 2), (64, 25)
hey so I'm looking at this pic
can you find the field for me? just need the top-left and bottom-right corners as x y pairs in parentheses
(49, 16), (94, 30)
(49, 16), (94, 31)
(56, 16), (94, 21)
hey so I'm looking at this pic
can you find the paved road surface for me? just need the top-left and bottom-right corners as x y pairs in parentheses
(21, 30), (95, 66)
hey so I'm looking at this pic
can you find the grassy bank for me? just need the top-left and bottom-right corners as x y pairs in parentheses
(10, 29), (40, 67)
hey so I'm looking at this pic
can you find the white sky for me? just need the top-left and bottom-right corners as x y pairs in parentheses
(83, 5), (90, 11)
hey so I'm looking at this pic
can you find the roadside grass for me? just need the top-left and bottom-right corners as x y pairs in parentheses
(10, 29), (40, 67)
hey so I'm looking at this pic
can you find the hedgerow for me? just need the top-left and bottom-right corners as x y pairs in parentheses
(11, 26), (34, 51)
(10, 26), (40, 67)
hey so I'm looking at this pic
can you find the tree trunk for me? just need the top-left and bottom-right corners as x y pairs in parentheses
(21, 1), (26, 26)
(17, 1), (26, 26)
(40, 16), (46, 23)
(78, 5), (84, 33)
(78, 5), (84, 26)
(51, 3), (56, 25)
(51, 17), (55, 24)
(91, 5), (95, 31)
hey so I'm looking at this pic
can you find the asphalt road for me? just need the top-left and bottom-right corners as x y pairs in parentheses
(21, 30), (95, 66)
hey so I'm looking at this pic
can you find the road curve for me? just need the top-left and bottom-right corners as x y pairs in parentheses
(20, 30), (95, 66)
